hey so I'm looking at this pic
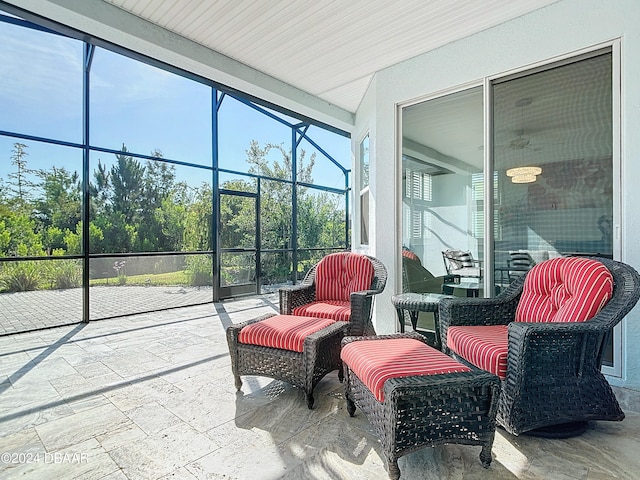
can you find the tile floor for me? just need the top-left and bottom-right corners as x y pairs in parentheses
(1, 294), (639, 479)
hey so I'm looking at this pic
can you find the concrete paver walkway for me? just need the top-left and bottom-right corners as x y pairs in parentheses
(0, 286), (214, 335)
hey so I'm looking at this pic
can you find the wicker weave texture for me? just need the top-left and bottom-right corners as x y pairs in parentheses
(438, 256), (640, 436)
(227, 313), (349, 409)
(342, 333), (500, 480)
(279, 254), (388, 336)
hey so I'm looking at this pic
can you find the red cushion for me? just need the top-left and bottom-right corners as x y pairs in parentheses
(238, 315), (335, 352)
(341, 338), (471, 402)
(447, 325), (508, 380)
(293, 300), (351, 321)
(316, 252), (374, 302)
(515, 257), (613, 323)
(402, 249), (421, 263)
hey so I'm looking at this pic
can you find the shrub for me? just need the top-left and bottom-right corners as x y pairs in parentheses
(0, 261), (41, 292)
(49, 260), (82, 289)
(185, 255), (212, 286)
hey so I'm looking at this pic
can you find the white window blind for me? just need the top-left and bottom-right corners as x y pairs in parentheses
(405, 168), (432, 201)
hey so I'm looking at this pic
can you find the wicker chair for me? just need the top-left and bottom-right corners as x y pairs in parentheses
(506, 250), (535, 283)
(442, 249), (482, 279)
(439, 256), (640, 437)
(279, 252), (388, 336)
(402, 248), (443, 293)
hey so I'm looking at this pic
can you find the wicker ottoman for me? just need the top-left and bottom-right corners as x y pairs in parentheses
(341, 332), (500, 480)
(226, 313), (349, 408)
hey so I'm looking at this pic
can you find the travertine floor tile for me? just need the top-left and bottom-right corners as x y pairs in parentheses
(108, 423), (219, 480)
(1, 297), (640, 480)
(35, 403), (130, 451)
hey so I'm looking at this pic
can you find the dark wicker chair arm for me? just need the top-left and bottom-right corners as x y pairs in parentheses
(439, 273), (526, 329)
(439, 297), (519, 329)
(503, 320), (615, 385)
(351, 288), (380, 298)
(439, 276), (526, 353)
(507, 319), (615, 357)
(279, 283), (316, 314)
(348, 290), (380, 336)
(508, 319), (608, 337)
(367, 256), (389, 294)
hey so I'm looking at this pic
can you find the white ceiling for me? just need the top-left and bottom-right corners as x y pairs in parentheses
(101, 0), (558, 113)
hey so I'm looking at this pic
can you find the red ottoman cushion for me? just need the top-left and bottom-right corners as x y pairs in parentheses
(238, 315), (335, 352)
(293, 300), (351, 321)
(447, 325), (508, 379)
(341, 338), (471, 402)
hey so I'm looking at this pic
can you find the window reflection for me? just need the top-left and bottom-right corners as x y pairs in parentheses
(401, 87), (484, 295)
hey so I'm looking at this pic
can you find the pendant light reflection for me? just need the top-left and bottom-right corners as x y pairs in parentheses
(506, 166), (542, 184)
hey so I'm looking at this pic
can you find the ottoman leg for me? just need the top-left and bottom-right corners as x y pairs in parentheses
(234, 374), (242, 391)
(346, 396), (356, 417)
(479, 443), (492, 468)
(305, 392), (315, 409)
(387, 458), (400, 480)
(338, 363), (344, 382)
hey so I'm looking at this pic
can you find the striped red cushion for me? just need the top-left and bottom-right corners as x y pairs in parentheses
(238, 315), (335, 352)
(402, 249), (421, 263)
(341, 338), (471, 402)
(446, 325), (508, 379)
(315, 252), (375, 302)
(515, 257), (613, 323)
(293, 300), (351, 321)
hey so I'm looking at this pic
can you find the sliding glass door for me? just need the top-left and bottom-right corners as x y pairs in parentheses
(492, 50), (615, 367)
(400, 87), (484, 331)
(400, 48), (618, 370)
(401, 87), (484, 289)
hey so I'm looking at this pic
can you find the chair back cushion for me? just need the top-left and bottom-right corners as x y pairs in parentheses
(508, 251), (534, 269)
(402, 248), (421, 264)
(444, 249), (475, 269)
(316, 252), (375, 302)
(515, 257), (613, 323)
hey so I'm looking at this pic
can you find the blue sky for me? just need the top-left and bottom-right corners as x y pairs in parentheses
(0, 13), (350, 195)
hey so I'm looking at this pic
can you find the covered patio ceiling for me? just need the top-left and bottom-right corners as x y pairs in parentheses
(100, 0), (558, 114)
(4, 0), (558, 129)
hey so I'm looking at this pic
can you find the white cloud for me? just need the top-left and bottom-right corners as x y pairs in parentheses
(0, 23), (82, 109)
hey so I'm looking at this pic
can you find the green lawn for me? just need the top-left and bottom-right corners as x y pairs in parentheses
(90, 270), (189, 287)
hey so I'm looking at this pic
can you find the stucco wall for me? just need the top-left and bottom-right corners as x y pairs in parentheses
(355, 0), (640, 389)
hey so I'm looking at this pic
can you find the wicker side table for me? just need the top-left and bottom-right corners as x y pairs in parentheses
(342, 333), (500, 480)
(391, 292), (452, 348)
(226, 313), (349, 408)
